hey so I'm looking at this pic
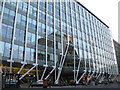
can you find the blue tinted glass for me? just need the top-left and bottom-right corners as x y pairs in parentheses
(0, 41), (4, 56)
(2, 24), (7, 37)
(15, 28), (20, 41)
(4, 8), (9, 14)
(19, 30), (24, 42)
(6, 26), (12, 39)
(26, 48), (30, 60)
(10, 10), (15, 16)
(4, 42), (10, 57)
(18, 46), (23, 59)
(13, 44), (18, 58)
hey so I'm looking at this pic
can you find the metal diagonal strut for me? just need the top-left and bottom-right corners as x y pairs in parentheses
(36, 65), (39, 81)
(40, 65), (48, 80)
(87, 71), (95, 83)
(17, 0), (30, 74)
(45, 66), (55, 80)
(87, 70), (91, 78)
(75, 58), (82, 81)
(55, 42), (70, 84)
(76, 70), (86, 84)
(18, 64), (25, 74)
(96, 72), (101, 79)
(19, 64), (37, 80)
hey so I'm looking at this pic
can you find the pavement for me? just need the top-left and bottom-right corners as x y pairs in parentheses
(2, 83), (120, 90)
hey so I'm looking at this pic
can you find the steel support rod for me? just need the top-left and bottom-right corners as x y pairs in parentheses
(41, 66), (47, 80)
(18, 63), (26, 74)
(87, 71), (95, 83)
(0, 0), (5, 22)
(39, 0), (48, 80)
(55, 42), (70, 84)
(73, 49), (76, 81)
(76, 71), (86, 84)
(75, 58), (81, 80)
(19, 65), (37, 80)
(96, 72), (101, 79)
(8, 0), (19, 73)
(87, 70), (91, 78)
(45, 67), (55, 80)
(35, 0), (40, 81)
(17, 0), (30, 74)
(36, 66), (39, 81)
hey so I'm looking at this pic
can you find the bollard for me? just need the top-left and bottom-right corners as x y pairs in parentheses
(43, 80), (48, 88)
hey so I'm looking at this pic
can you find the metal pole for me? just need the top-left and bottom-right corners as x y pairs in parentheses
(53, 0), (56, 81)
(76, 58), (81, 81)
(8, 0), (19, 73)
(18, 0), (30, 74)
(40, 0), (48, 80)
(19, 65), (37, 80)
(35, 0), (40, 81)
(45, 66), (55, 80)
(55, 42), (70, 84)
(0, 0), (5, 22)
(40, 66), (47, 80)
(76, 70), (86, 84)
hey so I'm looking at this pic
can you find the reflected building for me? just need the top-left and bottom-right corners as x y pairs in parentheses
(0, 0), (118, 84)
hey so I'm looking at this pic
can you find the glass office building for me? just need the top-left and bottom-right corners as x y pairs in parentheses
(0, 0), (118, 84)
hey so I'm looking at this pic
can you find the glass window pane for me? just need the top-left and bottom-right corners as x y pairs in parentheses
(0, 41), (4, 56)
(2, 24), (7, 37)
(13, 44), (18, 58)
(15, 28), (20, 41)
(26, 48), (30, 60)
(6, 26), (13, 39)
(19, 30), (25, 42)
(27, 32), (31, 43)
(10, 10), (15, 16)
(18, 46), (23, 60)
(4, 8), (9, 14)
(31, 34), (35, 45)
(31, 49), (34, 61)
(4, 42), (11, 57)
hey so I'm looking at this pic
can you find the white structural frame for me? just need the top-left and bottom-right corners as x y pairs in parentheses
(87, 54), (96, 83)
(76, 9), (87, 84)
(96, 56), (102, 79)
(55, 42), (70, 84)
(18, 0), (30, 74)
(35, 0), (40, 81)
(19, 0), (40, 80)
(0, 0), (18, 73)
(55, 0), (71, 84)
(40, 0), (48, 80)
(6, 0), (19, 73)
(44, 0), (57, 80)
(69, 1), (75, 81)
(53, 0), (57, 81)
(75, 2), (84, 82)
(0, 0), (5, 22)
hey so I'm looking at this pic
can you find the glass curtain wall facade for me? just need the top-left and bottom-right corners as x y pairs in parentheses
(0, 0), (118, 84)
